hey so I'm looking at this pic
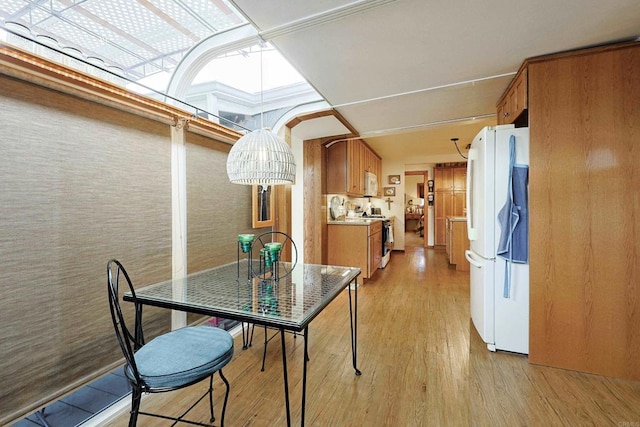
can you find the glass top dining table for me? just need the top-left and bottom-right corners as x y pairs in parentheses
(124, 259), (360, 332)
(123, 259), (362, 427)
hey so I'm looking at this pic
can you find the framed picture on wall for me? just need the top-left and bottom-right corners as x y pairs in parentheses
(388, 175), (401, 184)
(383, 186), (396, 196)
(252, 184), (274, 228)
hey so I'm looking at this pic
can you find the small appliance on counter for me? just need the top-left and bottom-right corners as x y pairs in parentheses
(364, 171), (378, 197)
(363, 201), (372, 216)
(329, 196), (346, 221)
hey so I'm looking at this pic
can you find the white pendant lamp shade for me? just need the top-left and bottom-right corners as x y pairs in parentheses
(226, 128), (296, 185)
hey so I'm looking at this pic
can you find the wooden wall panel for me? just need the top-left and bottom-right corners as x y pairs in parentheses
(274, 126), (293, 262)
(528, 44), (640, 380)
(303, 138), (328, 265)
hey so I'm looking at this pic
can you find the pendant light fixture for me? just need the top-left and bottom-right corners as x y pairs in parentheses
(226, 42), (296, 185)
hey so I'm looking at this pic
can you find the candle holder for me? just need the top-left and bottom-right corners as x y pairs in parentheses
(264, 242), (282, 280)
(237, 234), (255, 282)
(238, 234), (255, 253)
(250, 231), (298, 281)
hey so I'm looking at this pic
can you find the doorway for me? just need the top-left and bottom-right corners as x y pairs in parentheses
(404, 170), (428, 247)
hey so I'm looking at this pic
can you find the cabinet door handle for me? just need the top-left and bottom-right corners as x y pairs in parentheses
(503, 112), (510, 117)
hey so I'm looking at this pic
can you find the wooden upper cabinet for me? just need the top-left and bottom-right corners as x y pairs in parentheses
(434, 167), (453, 191)
(327, 139), (381, 197)
(497, 66), (528, 125)
(326, 140), (348, 194)
(347, 140), (364, 195)
(365, 147), (382, 197)
(453, 167), (466, 190)
(363, 146), (372, 172)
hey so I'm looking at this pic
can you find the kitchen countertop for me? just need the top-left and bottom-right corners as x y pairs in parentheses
(327, 218), (387, 225)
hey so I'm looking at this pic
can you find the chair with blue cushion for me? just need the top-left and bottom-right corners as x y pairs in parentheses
(107, 259), (233, 427)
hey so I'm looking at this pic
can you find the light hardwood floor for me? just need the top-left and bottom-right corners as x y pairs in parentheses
(107, 247), (640, 426)
(404, 231), (424, 248)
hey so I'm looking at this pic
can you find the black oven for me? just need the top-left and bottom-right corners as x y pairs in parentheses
(382, 220), (392, 256)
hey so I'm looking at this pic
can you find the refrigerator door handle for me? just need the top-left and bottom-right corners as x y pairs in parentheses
(466, 149), (478, 241)
(465, 250), (483, 268)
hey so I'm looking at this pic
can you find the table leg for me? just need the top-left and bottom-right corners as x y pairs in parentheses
(280, 327), (310, 427)
(348, 278), (362, 376)
(241, 322), (256, 350)
(280, 329), (292, 427)
(301, 326), (309, 426)
(242, 322), (248, 349)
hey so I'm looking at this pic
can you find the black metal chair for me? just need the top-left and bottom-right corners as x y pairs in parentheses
(107, 259), (233, 427)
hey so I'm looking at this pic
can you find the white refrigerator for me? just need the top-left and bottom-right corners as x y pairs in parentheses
(465, 125), (529, 354)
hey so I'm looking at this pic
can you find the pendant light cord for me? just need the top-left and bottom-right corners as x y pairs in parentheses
(260, 42), (264, 129)
(452, 138), (467, 159)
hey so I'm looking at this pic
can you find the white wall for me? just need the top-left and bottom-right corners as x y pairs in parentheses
(381, 158), (407, 250)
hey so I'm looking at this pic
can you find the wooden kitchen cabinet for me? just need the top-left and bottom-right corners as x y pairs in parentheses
(526, 41), (640, 381)
(363, 145), (377, 173)
(453, 191), (466, 216)
(434, 165), (467, 246)
(327, 220), (382, 279)
(326, 139), (381, 197)
(446, 217), (469, 271)
(435, 166), (465, 191)
(434, 167), (453, 191)
(497, 66), (528, 125)
(347, 139), (365, 195)
(434, 191), (451, 245)
(453, 167), (466, 190)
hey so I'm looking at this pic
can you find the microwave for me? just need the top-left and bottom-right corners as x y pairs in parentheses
(364, 171), (378, 197)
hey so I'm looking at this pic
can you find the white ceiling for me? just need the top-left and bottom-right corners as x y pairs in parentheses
(232, 0), (640, 164)
(3, 1), (638, 165)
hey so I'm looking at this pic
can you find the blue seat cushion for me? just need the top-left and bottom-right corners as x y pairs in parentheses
(126, 326), (234, 389)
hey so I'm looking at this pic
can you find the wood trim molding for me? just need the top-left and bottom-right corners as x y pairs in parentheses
(286, 109), (359, 137)
(0, 45), (242, 144)
(525, 39), (639, 65)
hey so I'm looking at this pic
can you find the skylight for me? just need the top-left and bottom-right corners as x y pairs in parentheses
(194, 45), (307, 94)
(0, 1), (323, 132)
(1, 0), (246, 79)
